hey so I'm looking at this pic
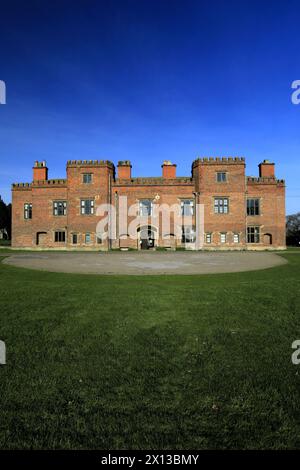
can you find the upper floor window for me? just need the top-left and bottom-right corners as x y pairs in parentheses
(81, 199), (94, 215)
(247, 226), (260, 243)
(54, 231), (66, 242)
(216, 172), (227, 182)
(214, 197), (229, 214)
(139, 199), (152, 216)
(247, 198), (260, 216)
(181, 199), (194, 216)
(82, 173), (92, 184)
(53, 201), (67, 216)
(24, 203), (32, 219)
(182, 225), (196, 243)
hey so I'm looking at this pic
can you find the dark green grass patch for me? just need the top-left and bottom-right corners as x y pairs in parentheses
(0, 254), (300, 449)
(0, 240), (10, 246)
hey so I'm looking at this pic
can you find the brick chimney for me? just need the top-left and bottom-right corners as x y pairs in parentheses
(162, 160), (176, 178)
(117, 161), (132, 179)
(258, 160), (275, 178)
(33, 161), (48, 181)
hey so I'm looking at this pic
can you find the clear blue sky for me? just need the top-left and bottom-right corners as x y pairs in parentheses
(0, 0), (299, 214)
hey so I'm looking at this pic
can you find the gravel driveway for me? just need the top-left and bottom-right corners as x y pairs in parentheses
(2, 251), (287, 275)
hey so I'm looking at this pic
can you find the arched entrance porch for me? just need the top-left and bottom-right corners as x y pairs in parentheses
(137, 225), (157, 250)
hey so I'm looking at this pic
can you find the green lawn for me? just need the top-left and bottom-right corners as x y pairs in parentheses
(0, 253), (300, 449)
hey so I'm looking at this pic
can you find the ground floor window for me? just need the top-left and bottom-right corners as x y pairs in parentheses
(220, 232), (227, 243)
(206, 233), (212, 243)
(233, 233), (240, 243)
(182, 226), (196, 243)
(85, 232), (91, 243)
(72, 233), (78, 244)
(54, 231), (66, 242)
(96, 234), (102, 244)
(247, 226), (260, 243)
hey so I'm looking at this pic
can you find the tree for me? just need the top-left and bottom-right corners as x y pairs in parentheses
(6, 203), (11, 239)
(0, 196), (11, 240)
(286, 212), (300, 246)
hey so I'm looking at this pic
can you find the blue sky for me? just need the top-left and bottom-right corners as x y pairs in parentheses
(0, 0), (299, 213)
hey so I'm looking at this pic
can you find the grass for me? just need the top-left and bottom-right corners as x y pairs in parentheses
(0, 239), (11, 247)
(0, 253), (300, 449)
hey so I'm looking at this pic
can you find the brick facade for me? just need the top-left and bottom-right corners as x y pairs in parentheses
(11, 157), (286, 250)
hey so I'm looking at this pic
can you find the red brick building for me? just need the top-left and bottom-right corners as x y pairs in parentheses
(11, 157), (286, 250)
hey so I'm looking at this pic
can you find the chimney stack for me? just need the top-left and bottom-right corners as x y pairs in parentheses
(258, 159), (275, 178)
(33, 161), (48, 181)
(117, 161), (132, 179)
(162, 160), (176, 178)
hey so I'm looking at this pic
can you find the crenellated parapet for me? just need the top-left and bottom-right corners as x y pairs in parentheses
(67, 160), (114, 169)
(32, 179), (67, 186)
(247, 176), (285, 186)
(12, 182), (32, 189)
(192, 157), (245, 167)
(114, 177), (193, 186)
(12, 179), (68, 189)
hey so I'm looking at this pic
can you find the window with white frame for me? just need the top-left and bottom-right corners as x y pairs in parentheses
(53, 201), (67, 216)
(139, 199), (152, 216)
(206, 233), (212, 243)
(85, 232), (91, 243)
(220, 232), (227, 243)
(24, 203), (32, 219)
(81, 199), (94, 215)
(214, 197), (229, 214)
(181, 199), (194, 216)
(233, 233), (240, 243)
